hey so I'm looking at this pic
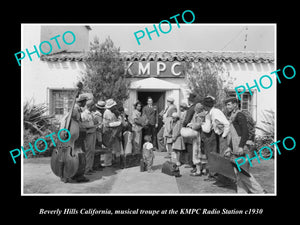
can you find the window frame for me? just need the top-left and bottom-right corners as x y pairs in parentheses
(48, 88), (77, 117)
(226, 90), (252, 114)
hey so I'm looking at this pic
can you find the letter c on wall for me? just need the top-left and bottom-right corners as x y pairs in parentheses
(171, 62), (182, 76)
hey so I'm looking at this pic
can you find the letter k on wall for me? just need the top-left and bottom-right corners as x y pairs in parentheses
(125, 62), (133, 76)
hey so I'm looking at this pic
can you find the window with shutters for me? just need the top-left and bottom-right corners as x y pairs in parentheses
(226, 90), (252, 113)
(49, 89), (76, 117)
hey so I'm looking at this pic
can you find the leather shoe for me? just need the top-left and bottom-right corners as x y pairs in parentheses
(190, 168), (197, 173)
(190, 172), (202, 177)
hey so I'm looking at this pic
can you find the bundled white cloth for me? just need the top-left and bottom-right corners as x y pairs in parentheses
(180, 127), (198, 138)
(81, 109), (94, 126)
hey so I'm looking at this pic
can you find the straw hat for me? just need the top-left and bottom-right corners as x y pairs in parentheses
(167, 97), (175, 103)
(171, 112), (180, 118)
(76, 94), (88, 102)
(95, 100), (106, 109)
(86, 99), (94, 108)
(105, 99), (117, 109)
(180, 102), (188, 109)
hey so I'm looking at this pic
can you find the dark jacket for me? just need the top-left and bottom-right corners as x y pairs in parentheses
(142, 105), (158, 126)
(231, 112), (249, 147)
(182, 104), (196, 127)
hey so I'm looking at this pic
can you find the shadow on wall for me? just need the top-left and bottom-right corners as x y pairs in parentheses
(46, 61), (86, 70)
(225, 62), (274, 73)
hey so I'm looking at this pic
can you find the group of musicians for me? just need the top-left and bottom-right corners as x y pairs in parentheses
(57, 81), (266, 193)
(181, 93), (267, 194)
(66, 91), (126, 182)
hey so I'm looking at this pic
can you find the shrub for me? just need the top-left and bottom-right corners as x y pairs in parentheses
(23, 99), (58, 158)
(255, 109), (275, 158)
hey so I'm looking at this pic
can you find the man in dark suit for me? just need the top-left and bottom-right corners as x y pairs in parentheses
(142, 97), (158, 148)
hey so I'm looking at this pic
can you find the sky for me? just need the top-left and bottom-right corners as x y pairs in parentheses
(87, 24), (275, 52)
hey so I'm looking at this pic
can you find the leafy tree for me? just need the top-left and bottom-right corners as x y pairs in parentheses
(81, 36), (130, 105)
(183, 61), (235, 109)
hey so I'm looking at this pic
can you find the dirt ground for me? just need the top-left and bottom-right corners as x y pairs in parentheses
(22, 151), (275, 195)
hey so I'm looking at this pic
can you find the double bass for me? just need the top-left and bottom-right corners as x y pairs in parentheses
(50, 82), (86, 182)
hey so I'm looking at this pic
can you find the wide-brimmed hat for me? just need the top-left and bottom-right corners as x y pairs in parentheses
(105, 99), (117, 109)
(171, 112), (180, 118)
(167, 97), (175, 103)
(76, 94), (88, 102)
(95, 100), (106, 109)
(86, 99), (94, 108)
(180, 102), (188, 109)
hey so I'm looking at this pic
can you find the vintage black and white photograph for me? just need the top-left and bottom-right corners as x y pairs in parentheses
(21, 24), (276, 195)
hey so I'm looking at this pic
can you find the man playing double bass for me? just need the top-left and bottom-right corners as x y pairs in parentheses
(58, 94), (90, 183)
(53, 81), (90, 183)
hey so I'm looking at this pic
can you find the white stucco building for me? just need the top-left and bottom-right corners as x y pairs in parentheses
(22, 25), (275, 135)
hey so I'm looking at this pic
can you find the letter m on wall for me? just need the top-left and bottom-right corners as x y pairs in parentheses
(138, 62), (150, 75)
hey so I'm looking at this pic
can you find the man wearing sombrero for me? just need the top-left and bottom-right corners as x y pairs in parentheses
(103, 99), (123, 166)
(94, 100), (106, 147)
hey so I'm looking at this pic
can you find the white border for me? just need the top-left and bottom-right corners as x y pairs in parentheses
(21, 23), (277, 196)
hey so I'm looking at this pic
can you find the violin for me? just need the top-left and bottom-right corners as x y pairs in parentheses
(50, 82), (86, 181)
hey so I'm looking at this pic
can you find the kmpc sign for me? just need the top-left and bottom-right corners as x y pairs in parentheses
(124, 61), (185, 77)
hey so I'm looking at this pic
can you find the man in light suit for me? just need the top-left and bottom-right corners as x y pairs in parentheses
(157, 97), (177, 153)
(142, 97), (158, 149)
(182, 93), (198, 168)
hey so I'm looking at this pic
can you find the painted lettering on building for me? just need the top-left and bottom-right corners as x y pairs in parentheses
(124, 61), (185, 77)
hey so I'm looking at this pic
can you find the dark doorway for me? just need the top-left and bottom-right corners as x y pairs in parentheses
(137, 91), (165, 113)
(137, 91), (165, 129)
